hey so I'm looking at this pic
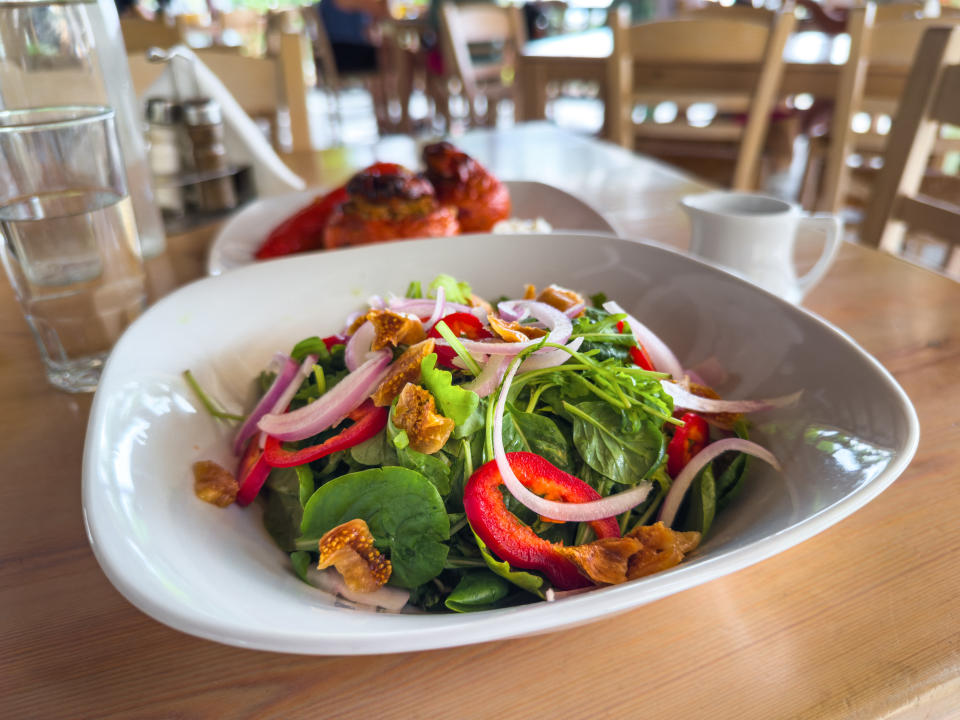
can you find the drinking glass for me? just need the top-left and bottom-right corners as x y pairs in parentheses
(0, 105), (146, 392)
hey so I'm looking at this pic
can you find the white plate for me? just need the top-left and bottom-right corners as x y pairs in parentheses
(83, 233), (919, 655)
(206, 181), (616, 275)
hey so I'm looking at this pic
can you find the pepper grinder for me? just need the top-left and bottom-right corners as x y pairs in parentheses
(182, 98), (237, 212)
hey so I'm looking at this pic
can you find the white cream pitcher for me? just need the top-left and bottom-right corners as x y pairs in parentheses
(680, 192), (843, 304)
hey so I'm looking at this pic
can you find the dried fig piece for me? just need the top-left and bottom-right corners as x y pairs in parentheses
(367, 309), (426, 350)
(488, 315), (548, 343)
(537, 284), (585, 315)
(555, 536), (643, 585)
(371, 339), (435, 407)
(317, 518), (392, 592)
(393, 383), (454, 454)
(681, 377), (742, 430)
(625, 522), (701, 580)
(192, 460), (238, 507)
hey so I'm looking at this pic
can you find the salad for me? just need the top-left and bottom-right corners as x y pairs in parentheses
(190, 275), (796, 613)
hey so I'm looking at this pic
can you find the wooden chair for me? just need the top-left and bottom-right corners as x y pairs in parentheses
(120, 18), (183, 53)
(438, 2), (527, 127)
(805, 8), (960, 212)
(127, 33), (314, 152)
(606, 6), (796, 190)
(860, 25), (960, 274)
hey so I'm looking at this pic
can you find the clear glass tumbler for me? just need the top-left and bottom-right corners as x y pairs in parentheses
(0, 105), (147, 392)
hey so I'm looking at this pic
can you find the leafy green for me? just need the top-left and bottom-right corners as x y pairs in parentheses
(350, 429), (399, 466)
(429, 273), (472, 304)
(501, 407), (574, 473)
(473, 531), (545, 598)
(406, 280), (422, 299)
(262, 468), (305, 552)
(295, 465), (315, 507)
(421, 353), (480, 426)
(444, 570), (510, 612)
(300, 466), (450, 588)
(290, 336), (332, 367)
(681, 464), (717, 535)
(290, 551), (311, 582)
(567, 401), (664, 484)
(716, 419), (751, 509)
(397, 446), (452, 495)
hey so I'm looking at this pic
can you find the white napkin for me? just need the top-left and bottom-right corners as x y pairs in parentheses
(140, 46), (306, 197)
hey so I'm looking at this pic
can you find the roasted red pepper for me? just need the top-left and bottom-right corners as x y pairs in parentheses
(617, 320), (655, 372)
(666, 412), (709, 477)
(254, 186), (349, 260)
(427, 312), (492, 368)
(463, 452), (622, 589)
(263, 400), (387, 468)
(235, 433), (272, 506)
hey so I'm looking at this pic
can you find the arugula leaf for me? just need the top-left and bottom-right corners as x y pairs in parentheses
(501, 407), (574, 473)
(429, 274), (472, 304)
(444, 570), (510, 612)
(420, 353), (480, 426)
(300, 466), (450, 588)
(290, 336), (333, 368)
(568, 400), (664, 485)
(473, 531), (545, 598)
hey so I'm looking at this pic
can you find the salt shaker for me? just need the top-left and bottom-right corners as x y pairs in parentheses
(145, 98), (185, 215)
(182, 98), (237, 212)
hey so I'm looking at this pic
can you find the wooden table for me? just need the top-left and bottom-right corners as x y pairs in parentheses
(519, 28), (910, 131)
(3, 124), (959, 719)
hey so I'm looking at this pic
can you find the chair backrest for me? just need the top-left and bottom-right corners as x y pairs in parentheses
(860, 25), (960, 266)
(815, 8), (960, 211)
(438, 3), (526, 106)
(120, 18), (183, 53)
(606, 7), (795, 190)
(300, 4), (342, 88)
(127, 33), (313, 152)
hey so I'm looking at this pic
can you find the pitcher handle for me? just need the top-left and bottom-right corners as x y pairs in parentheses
(796, 214), (843, 298)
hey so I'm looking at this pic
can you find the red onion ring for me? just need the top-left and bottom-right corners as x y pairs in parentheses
(306, 567), (409, 611)
(231, 353), (298, 456)
(517, 337), (584, 373)
(564, 302), (585, 318)
(344, 321), (375, 372)
(451, 301), (572, 357)
(424, 285), (446, 330)
(463, 355), (508, 398)
(389, 297), (485, 321)
(257, 354), (319, 449)
(603, 300), (683, 379)
(492, 355), (652, 522)
(661, 381), (803, 414)
(258, 350), (392, 441)
(496, 300), (527, 323)
(659, 437), (781, 528)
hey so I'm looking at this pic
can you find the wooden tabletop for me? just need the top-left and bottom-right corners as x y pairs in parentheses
(3, 124), (959, 719)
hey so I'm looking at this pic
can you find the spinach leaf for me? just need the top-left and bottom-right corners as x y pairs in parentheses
(569, 401), (664, 485)
(295, 465), (314, 508)
(350, 429), (399, 466)
(300, 467), (450, 588)
(397, 446), (452, 495)
(421, 353), (480, 426)
(444, 570), (510, 612)
(680, 464), (717, 535)
(501, 407), (574, 473)
(474, 531), (545, 598)
(716, 419), (751, 509)
(262, 468), (304, 552)
(429, 274), (472, 304)
(290, 551), (311, 582)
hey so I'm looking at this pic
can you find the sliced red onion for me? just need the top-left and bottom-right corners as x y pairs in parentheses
(257, 354), (318, 449)
(688, 356), (730, 388)
(517, 336), (584, 373)
(424, 285), (446, 330)
(305, 567), (409, 611)
(233, 353), (298, 455)
(451, 301), (572, 357)
(493, 355), (652, 522)
(564, 302), (585, 318)
(258, 350), (391, 441)
(662, 381), (803, 414)
(367, 295), (385, 309)
(603, 300), (683, 379)
(496, 300), (528, 323)
(659, 438), (782, 527)
(389, 297), (485, 321)
(463, 355), (508, 398)
(342, 310), (364, 334)
(545, 586), (596, 602)
(344, 321), (375, 372)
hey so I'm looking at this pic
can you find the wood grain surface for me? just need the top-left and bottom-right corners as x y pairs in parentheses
(1, 125), (958, 720)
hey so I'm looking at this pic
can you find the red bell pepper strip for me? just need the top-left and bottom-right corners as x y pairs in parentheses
(427, 312), (492, 368)
(321, 334), (346, 349)
(616, 320), (655, 372)
(263, 400), (387, 468)
(666, 412), (710, 477)
(236, 433), (272, 506)
(463, 452), (622, 590)
(254, 186), (349, 260)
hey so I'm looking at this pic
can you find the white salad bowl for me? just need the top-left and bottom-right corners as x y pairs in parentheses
(82, 233), (919, 654)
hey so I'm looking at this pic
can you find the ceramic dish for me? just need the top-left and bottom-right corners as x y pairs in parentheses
(206, 181), (616, 275)
(83, 233), (919, 655)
